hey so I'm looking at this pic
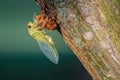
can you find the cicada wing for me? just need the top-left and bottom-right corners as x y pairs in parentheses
(37, 40), (59, 64)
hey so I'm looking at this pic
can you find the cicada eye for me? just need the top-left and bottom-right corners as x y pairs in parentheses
(28, 25), (32, 28)
(37, 27), (43, 31)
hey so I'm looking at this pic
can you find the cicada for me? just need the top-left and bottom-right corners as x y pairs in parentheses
(27, 17), (59, 64)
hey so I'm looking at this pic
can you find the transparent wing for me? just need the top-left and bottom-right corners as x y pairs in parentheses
(37, 40), (59, 64)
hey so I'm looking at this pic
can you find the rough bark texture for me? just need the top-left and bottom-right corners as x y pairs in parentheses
(35, 0), (120, 80)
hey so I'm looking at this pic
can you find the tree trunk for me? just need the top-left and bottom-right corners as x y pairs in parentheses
(35, 0), (120, 80)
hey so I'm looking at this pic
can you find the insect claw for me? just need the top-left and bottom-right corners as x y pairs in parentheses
(33, 12), (38, 23)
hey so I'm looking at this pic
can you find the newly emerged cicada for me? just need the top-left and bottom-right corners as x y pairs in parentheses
(27, 15), (59, 64)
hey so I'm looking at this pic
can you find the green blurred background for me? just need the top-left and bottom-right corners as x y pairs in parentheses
(0, 0), (92, 80)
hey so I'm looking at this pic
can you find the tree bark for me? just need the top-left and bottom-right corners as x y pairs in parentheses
(35, 0), (120, 80)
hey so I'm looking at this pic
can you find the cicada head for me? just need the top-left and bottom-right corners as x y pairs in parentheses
(27, 22), (38, 36)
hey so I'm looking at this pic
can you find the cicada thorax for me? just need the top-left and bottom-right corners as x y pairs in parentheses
(35, 10), (58, 30)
